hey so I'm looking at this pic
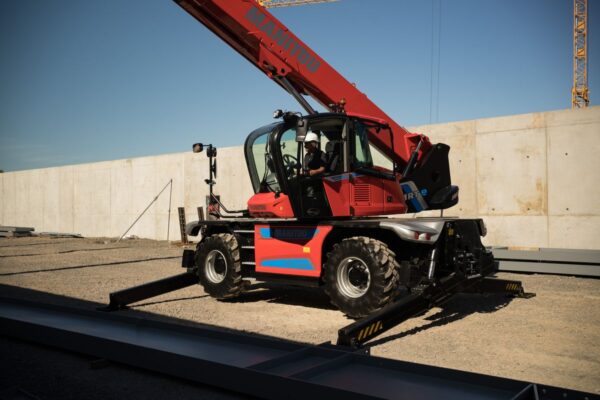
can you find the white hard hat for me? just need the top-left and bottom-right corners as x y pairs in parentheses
(304, 131), (319, 143)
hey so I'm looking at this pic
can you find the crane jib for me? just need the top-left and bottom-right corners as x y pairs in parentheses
(246, 6), (321, 73)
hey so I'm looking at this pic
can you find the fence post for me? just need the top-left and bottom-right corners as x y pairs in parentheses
(178, 207), (188, 244)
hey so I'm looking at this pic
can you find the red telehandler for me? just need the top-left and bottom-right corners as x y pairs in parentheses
(105, 0), (533, 347)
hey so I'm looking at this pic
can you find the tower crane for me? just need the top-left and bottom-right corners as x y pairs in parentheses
(572, 0), (589, 108)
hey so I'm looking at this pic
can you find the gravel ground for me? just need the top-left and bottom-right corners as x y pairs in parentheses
(1, 237), (599, 397)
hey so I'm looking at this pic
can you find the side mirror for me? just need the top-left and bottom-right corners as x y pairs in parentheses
(295, 119), (307, 142)
(193, 143), (204, 153)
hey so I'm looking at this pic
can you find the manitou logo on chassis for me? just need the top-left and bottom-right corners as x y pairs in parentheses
(246, 6), (321, 73)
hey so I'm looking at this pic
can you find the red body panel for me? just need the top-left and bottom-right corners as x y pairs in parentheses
(350, 174), (384, 217)
(323, 173), (407, 217)
(323, 175), (351, 217)
(248, 192), (294, 218)
(383, 174), (407, 214)
(174, 0), (431, 166)
(254, 224), (333, 277)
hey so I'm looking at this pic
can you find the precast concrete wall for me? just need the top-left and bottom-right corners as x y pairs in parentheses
(0, 148), (254, 241)
(1, 106), (599, 249)
(408, 106), (600, 249)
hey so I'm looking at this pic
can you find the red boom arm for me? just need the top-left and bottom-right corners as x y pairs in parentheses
(173, 0), (431, 166)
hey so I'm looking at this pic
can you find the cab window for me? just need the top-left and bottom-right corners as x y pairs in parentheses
(352, 120), (374, 169)
(280, 127), (301, 180)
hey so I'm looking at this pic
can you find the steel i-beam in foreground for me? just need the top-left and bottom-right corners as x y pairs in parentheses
(1, 297), (596, 400)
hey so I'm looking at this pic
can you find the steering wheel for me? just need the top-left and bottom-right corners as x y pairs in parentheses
(282, 154), (299, 178)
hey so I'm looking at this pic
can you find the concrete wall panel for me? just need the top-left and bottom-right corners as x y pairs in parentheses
(154, 153), (184, 241)
(482, 216), (548, 248)
(476, 112), (545, 133)
(1, 173), (15, 225)
(26, 171), (44, 229)
(549, 216), (600, 250)
(412, 120), (476, 140)
(129, 157), (157, 239)
(213, 147), (254, 211)
(58, 167), (75, 233)
(447, 134), (478, 217)
(73, 165), (111, 237)
(545, 107), (600, 127)
(547, 123), (600, 216)
(42, 168), (60, 232)
(109, 159), (133, 238)
(0, 174), (3, 225)
(9, 170), (29, 226)
(476, 128), (547, 216)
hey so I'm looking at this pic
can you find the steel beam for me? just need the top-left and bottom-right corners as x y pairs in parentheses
(3, 297), (596, 400)
(102, 272), (198, 311)
(493, 248), (600, 277)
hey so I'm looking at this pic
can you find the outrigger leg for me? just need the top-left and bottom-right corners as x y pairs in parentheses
(99, 272), (198, 311)
(337, 275), (535, 348)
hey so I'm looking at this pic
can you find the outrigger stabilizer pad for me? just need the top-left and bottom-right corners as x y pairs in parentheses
(337, 276), (535, 348)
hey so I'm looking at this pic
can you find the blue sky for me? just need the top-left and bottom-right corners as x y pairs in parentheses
(0, 0), (598, 171)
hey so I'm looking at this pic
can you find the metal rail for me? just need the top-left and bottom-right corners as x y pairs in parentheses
(101, 272), (198, 311)
(1, 297), (597, 400)
(493, 248), (600, 278)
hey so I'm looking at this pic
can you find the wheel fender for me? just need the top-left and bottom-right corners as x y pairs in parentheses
(185, 221), (204, 237)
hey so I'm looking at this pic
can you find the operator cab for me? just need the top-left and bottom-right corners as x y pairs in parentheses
(245, 113), (407, 219)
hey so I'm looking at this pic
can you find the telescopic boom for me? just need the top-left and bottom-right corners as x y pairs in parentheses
(173, 0), (431, 169)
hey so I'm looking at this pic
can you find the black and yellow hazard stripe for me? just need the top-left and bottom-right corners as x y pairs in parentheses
(356, 320), (384, 342)
(505, 282), (522, 293)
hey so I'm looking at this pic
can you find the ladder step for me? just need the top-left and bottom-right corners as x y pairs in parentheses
(241, 246), (255, 249)
(234, 230), (254, 234)
(242, 261), (256, 265)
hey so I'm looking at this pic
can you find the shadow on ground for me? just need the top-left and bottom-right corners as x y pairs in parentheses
(0, 246), (131, 258)
(0, 240), (73, 248)
(367, 292), (514, 347)
(0, 256), (180, 276)
(224, 283), (337, 311)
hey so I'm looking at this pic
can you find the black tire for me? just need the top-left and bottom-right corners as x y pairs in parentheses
(324, 236), (400, 318)
(195, 233), (243, 299)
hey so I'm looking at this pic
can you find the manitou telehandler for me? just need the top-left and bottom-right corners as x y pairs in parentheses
(106, 0), (533, 347)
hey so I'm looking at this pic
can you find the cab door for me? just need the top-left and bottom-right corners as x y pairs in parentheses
(275, 125), (332, 218)
(348, 119), (392, 217)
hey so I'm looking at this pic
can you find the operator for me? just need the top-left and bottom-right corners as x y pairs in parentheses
(302, 131), (327, 176)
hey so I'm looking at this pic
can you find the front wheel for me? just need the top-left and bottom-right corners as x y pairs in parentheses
(324, 237), (399, 318)
(195, 233), (243, 299)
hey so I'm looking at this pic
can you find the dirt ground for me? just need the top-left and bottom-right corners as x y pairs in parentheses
(1, 237), (599, 396)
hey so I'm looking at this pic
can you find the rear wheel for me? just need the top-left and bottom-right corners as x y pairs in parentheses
(195, 233), (243, 299)
(324, 236), (399, 318)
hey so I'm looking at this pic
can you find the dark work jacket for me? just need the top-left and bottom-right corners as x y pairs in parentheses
(303, 149), (327, 172)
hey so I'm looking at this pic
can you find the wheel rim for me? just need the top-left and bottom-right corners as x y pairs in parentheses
(337, 257), (370, 298)
(205, 250), (227, 284)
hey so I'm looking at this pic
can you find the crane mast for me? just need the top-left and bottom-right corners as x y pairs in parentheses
(173, 0), (430, 168)
(572, 0), (589, 108)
